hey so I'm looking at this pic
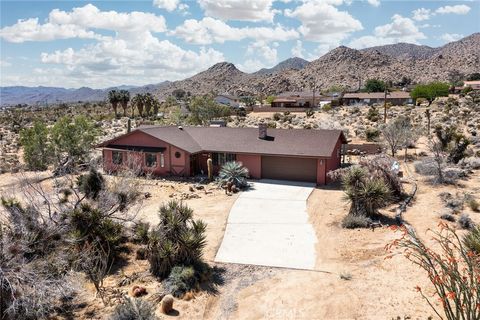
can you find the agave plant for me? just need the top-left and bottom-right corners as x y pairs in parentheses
(218, 161), (249, 188)
(148, 200), (207, 278)
(463, 225), (480, 254)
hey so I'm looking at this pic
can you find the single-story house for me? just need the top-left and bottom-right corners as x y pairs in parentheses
(215, 94), (240, 108)
(464, 81), (480, 90)
(342, 91), (413, 106)
(271, 92), (339, 108)
(99, 125), (347, 185)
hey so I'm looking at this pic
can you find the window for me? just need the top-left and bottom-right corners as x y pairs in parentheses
(212, 153), (236, 166)
(160, 153), (165, 168)
(112, 151), (123, 165)
(145, 153), (157, 167)
(175, 151), (181, 159)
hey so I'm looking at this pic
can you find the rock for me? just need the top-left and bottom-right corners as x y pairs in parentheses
(189, 185), (195, 192)
(161, 294), (174, 314)
(144, 192), (152, 199)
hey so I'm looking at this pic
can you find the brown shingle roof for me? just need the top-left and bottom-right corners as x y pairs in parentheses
(105, 126), (346, 158)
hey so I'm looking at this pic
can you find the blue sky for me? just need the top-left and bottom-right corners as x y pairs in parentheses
(0, 0), (478, 88)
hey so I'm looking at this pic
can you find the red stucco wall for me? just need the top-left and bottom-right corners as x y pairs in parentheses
(102, 130), (189, 177)
(325, 138), (343, 183)
(236, 154), (261, 179)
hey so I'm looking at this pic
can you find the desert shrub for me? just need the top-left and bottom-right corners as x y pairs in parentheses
(305, 109), (314, 117)
(19, 121), (52, 171)
(459, 157), (480, 170)
(366, 106), (380, 122)
(463, 225), (480, 254)
(148, 201), (207, 278)
(341, 214), (372, 229)
(110, 297), (157, 320)
(462, 86), (473, 94)
(273, 112), (282, 121)
(391, 224), (480, 320)
(365, 127), (380, 142)
(218, 161), (249, 188)
(439, 212), (456, 222)
(414, 158), (438, 176)
(164, 265), (197, 297)
(187, 96), (231, 125)
(458, 214), (475, 230)
(133, 221), (151, 244)
(76, 167), (105, 200)
(0, 197), (74, 319)
(321, 103), (332, 112)
(467, 198), (479, 212)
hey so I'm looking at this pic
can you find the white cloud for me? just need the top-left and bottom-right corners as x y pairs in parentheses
(285, 0), (363, 44)
(171, 17), (298, 44)
(0, 4), (167, 43)
(291, 40), (304, 58)
(0, 60), (12, 67)
(440, 33), (464, 42)
(0, 18), (101, 43)
(349, 14), (426, 49)
(153, 0), (180, 12)
(412, 4), (470, 22)
(238, 41), (278, 72)
(1, 4), (225, 88)
(436, 5), (470, 15)
(412, 8), (431, 21)
(367, 0), (380, 7)
(198, 0), (276, 22)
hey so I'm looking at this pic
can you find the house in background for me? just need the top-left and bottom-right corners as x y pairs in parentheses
(464, 81), (480, 90)
(215, 94), (240, 108)
(271, 91), (340, 108)
(99, 125), (347, 185)
(342, 91), (413, 106)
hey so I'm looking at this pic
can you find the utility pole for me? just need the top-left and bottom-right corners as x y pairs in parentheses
(383, 87), (389, 123)
(311, 77), (316, 108)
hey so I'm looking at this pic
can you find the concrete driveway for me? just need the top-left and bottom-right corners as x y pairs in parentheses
(215, 180), (317, 270)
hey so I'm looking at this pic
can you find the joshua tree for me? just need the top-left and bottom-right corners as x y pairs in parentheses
(108, 90), (120, 117)
(118, 90), (130, 117)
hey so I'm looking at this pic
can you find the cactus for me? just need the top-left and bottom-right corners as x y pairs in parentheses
(207, 158), (213, 181)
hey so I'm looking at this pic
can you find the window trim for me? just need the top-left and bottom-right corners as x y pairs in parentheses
(212, 152), (236, 166)
(160, 153), (165, 168)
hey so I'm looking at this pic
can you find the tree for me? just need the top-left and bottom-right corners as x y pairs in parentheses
(143, 93), (155, 116)
(187, 96), (230, 125)
(411, 82), (449, 106)
(364, 79), (386, 92)
(19, 121), (52, 170)
(240, 96), (256, 108)
(108, 90), (120, 117)
(381, 116), (414, 158)
(265, 95), (276, 105)
(467, 73), (480, 81)
(131, 94), (145, 117)
(118, 90), (130, 117)
(172, 89), (186, 100)
(50, 115), (97, 168)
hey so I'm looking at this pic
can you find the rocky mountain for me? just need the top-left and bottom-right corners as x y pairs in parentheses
(2, 33), (479, 106)
(254, 57), (309, 75)
(153, 33), (479, 97)
(0, 82), (169, 106)
(361, 43), (435, 59)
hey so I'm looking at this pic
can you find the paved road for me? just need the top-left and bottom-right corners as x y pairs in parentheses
(215, 180), (317, 270)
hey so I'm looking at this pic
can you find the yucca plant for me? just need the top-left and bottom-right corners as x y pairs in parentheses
(464, 225), (480, 254)
(110, 297), (157, 320)
(148, 200), (207, 278)
(218, 161), (249, 188)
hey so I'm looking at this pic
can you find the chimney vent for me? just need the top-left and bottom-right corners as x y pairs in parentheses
(258, 123), (267, 140)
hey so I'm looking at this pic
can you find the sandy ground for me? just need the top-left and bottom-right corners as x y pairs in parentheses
(1, 156), (479, 319)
